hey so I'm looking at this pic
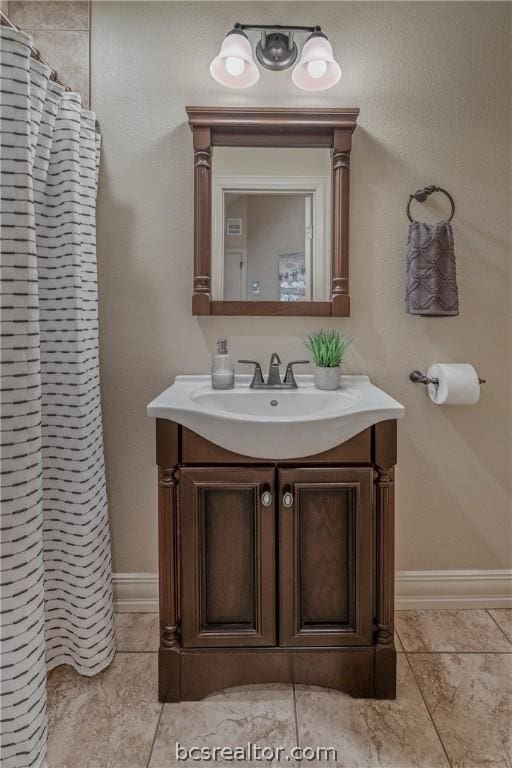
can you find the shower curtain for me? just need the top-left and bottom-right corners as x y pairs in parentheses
(1, 26), (115, 768)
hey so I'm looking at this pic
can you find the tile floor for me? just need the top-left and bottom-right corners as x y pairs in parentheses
(46, 609), (512, 768)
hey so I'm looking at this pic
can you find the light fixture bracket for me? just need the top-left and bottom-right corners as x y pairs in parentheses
(233, 23), (321, 34)
(233, 23), (322, 72)
(255, 32), (298, 71)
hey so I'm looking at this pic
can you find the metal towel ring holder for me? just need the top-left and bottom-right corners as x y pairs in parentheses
(406, 185), (455, 223)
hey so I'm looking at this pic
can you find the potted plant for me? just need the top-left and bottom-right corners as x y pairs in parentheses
(305, 329), (352, 390)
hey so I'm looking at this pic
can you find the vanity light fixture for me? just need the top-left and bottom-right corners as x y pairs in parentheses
(210, 24), (341, 91)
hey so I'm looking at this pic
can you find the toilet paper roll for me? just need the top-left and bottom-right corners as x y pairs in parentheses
(427, 363), (481, 405)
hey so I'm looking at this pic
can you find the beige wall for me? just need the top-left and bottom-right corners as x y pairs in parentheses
(91, 1), (511, 575)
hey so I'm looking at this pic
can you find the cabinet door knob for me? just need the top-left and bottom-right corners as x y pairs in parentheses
(282, 491), (294, 508)
(261, 490), (273, 507)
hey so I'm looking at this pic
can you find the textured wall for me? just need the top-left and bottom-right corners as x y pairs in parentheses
(5, 1), (90, 105)
(90, 2), (511, 575)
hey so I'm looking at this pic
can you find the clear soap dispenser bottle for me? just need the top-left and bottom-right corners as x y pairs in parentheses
(211, 338), (234, 390)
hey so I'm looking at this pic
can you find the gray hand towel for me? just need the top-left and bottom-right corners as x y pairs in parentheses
(405, 221), (459, 316)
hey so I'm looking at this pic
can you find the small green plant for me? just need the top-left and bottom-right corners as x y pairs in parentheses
(305, 329), (352, 368)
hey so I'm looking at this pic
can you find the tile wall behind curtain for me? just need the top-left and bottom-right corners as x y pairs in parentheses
(3, 1), (90, 106)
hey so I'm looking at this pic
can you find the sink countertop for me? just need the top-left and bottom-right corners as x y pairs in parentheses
(147, 374), (404, 459)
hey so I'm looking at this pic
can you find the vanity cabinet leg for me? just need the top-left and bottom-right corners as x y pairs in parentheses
(374, 467), (396, 699)
(158, 465), (181, 701)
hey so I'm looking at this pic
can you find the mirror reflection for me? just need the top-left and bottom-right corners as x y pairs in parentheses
(212, 148), (331, 302)
(224, 191), (312, 302)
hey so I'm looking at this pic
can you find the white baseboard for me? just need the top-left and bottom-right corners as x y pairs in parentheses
(113, 573), (159, 612)
(395, 569), (512, 609)
(113, 570), (512, 613)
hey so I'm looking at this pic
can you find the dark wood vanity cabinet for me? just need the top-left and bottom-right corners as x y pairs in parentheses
(156, 419), (397, 702)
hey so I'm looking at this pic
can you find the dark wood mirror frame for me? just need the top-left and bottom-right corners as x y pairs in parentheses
(186, 106), (359, 317)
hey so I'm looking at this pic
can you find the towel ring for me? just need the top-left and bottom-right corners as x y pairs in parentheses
(407, 185), (455, 223)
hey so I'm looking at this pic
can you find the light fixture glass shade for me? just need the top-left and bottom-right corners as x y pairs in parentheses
(210, 31), (259, 88)
(292, 34), (341, 91)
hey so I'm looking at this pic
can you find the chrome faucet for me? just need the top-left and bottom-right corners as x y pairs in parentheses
(238, 353), (309, 389)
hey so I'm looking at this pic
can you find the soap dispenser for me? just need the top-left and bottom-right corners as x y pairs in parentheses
(211, 339), (234, 390)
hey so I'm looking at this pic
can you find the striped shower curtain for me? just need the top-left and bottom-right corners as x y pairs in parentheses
(1, 26), (115, 768)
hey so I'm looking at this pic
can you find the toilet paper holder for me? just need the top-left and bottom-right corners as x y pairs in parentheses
(409, 370), (486, 388)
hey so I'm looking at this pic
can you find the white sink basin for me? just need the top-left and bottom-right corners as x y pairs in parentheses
(147, 375), (404, 460)
(191, 388), (355, 418)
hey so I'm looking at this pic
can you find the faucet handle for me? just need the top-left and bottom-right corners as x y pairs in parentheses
(238, 360), (264, 388)
(283, 360), (310, 388)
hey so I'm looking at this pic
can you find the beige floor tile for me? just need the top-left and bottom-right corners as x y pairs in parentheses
(395, 609), (512, 652)
(409, 653), (512, 768)
(149, 684), (296, 768)
(394, 630), (404, 651)
(294, 655), (449, 767)
(115, 612), (160, 651)
(489, 609), (512, 642)
(47, 653), (161, 768)
(7, 1), (89, 30)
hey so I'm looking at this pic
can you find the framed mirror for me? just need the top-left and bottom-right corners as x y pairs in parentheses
(186, 107), (359, 316)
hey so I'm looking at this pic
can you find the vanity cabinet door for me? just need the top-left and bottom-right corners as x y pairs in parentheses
(180, 467), (275, 648)
(279, 468), (374, 647)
